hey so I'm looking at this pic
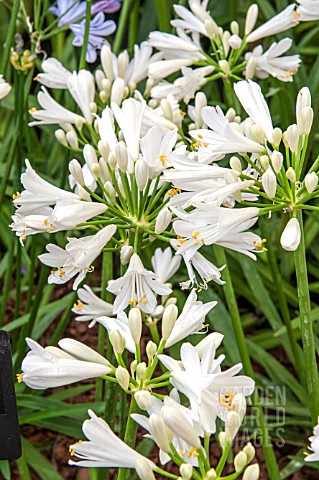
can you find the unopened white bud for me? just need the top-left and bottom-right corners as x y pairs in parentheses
(135, 159), (149, 190)
(195, 92), (207, 127)
(180, 464), (193, 480)
(135, 460), (155, 480)
(90, 102), (97, 114)
(101, 78), (112, 96)
(116, 366), (129, 390)
(98, 140), (110, 160)
(296, 87), (311, 132)
(120, 245), (134, 265)
(108, 152), (117, 170)
(286, 124), (299, 153)
(245, 4), (258, 35)
(69, 159), (84, 186)
(136, 362), (147, 380)
(77, 185), (91, 201)
(305, 172), (318, 193)
(83, 144), (98, 171)
(251, 124), (265, 144)
(271, 151), (283, 173)
(155, 207), (172, 234)
(243, 442), (256, 463)
(226, 108), (236, 122)
(225, 169), (239, 184)
(207, 469), (217, 480)
(301, 106), (313, 134)
(101, 45), (114, 81)
(230, 21), (239, 35)
(229, 157), (243, 173)
(219, 59), (230, 75)
(218, 431), (228, 449)
(262, 168), (277, 198)
(162, 304), (178, 341)
(162, 406), (201, 449)
(134, 391), (152, 410)
(118, 177), (125, 197)
(204, 18), (218, 38)
(129, 308), (142, 344)
(55, 129), (68, 147)
(286, 167), (296, 183)
(109, 330), (125, 355)
(229, 34), (242, 49)
(149, 414), (172, 452)
(91, 163), (101, 179)
(259, 155), (269, 170)
(234, 451), (248, 472)
(75, 118), (83, 131)
(225, 411), (241, 442)
(95, 69), (105, 91)
(99, 90), (108, 103)
(272, 128), (282, 147)
(245, 56), (257, 80)
(243, 464), (260, 480)
(66, 131), (78, 149)
(280, 218), (301, 252)
(145, 78), (155, 96)
(104, 181), (116, 200)
(130, 360), (137, 377)
(115, 141), (128, 172)
(282, 131), (289, 149)
(160, 99), (173, 121)
(146, 341), (157, 360)
(58, 338), (111, 367)
(111, 77), (125, 105)
(222, 31), (231, 56)
(99, 158), (111, 184)
(117, 50), (129, 78)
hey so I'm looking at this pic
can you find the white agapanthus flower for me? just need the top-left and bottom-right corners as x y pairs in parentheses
(72, 285), (114, 327)
(297, 0), (319, 21)
(35, 57), (72, 88)
(171, 1), (216, 38)
(140, 126), (178, 178)
(97, 311), (135, 353)
(246, 4), (300, 43)
(39, 225), (116, 289)
(245, 39), (301, 82)
(107, 253), (172, 314)
(280, 218), (301, 252)
(164, 289), (217, 347)
(67, 70), (95, 124)
(69, 409), (156, 470)
(305, 417), (319, 462)
(19, 338), (111, 389)
(0, 75), (11, 100)
(151, 247), (181, 284)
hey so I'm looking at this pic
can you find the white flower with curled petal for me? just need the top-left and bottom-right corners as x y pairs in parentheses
(107, 253), (172, 314)
(35, 58), (72, 88)
(305, 417), (319, 462)
(19, 338), (111, 389)
(69, 409), (156, 470)
(246, 4), (300, 43)
(140, 126), (178, 179)
(39, 225), (116, 290)
(245, 39), (301, 83)
(0, 75), (11, 100)
(72, 285), (114, 327)
(151, 247), (181, 284)
(297, 0), (319, 21)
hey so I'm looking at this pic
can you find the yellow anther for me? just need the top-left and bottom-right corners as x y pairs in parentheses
(58, 267), (65, 277)
(193, 142), (201, 148)
(193, 241), (198, 245)
(87, 265), (95, 272)
(192, 231), (199, 239)
(51, 270), (56, 275)
(198, 134), (203, 139)
(139, 293), (148, 305)
(176, 243), (181, 247)
(294, 11), (301, 18)
(33, 75), (39, 81)
(43, 219), (48, 225)
(46, 229), (51, 233)
(203, 143), (208, 148)
(220, 391), (235, 410)
(12, 192), (21, 199)
(128, 299), (137, 307)
(16, 373), (23, 383)
(159, 154), (167, 166)
(180, 110), (186, 116)
(201, 238), (205, 245)
(179, 450), (185, 456)
(284, 70), (297, 77)
(187, 447), (198, 458)
(74, 300), (84, 311)
(29, 107), (37, 114)
(168, 188), (181, 197)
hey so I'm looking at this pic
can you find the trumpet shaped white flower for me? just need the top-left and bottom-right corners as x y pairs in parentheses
(39, 225), (116, 290)
(107, 253), (172, 314)
(297, 0), (319, 21)
(67, 70), (95, 124)
(165, 289), (217, 347)
(305, 417), (319, 462)
(69, 409), (156, 469)
(72, 285), (114, 327)
(97, 311), (136, 353)
(171, 2), (214, 38)
(246, 4), (300, 43)
(140, 126), (178, 178)
(36, 58), (72, 88)
(151, 247), (181, 284)
(19, 338), (111, 389)
(0, 75), (11, 100)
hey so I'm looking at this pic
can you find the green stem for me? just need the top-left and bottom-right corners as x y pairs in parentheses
(214, 246), (281, 480)
(155, 0), (171, 31)
(79, 0), (91, 69)
(113, 0), (134, 54)
(0, 0), (20, 73)
(293, 209), (319, 424)
(117, 397), (140, 480)
(215, 442), (231, 477)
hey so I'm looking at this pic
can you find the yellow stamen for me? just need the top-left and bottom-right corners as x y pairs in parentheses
(12, 192), (21, 199)
(192, 231), (199, 239)
(193, 142), (201, 148)
(159, 154), (167, 166)
(179, 450), (185, 456)
(87, 265), (95, 272)
(294, 11), (301, 18)
(16, 373), (23, 383)
(28, 107), (37, 114)
(33, 75), (39, 81)
(220, 391), (235, 410)
(198, 134), (203, 139)
(128, 299), (137, 307)
(168, 188), (181, 197)
(74, 300), (84, 311)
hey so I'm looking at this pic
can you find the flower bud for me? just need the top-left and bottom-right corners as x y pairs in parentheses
(90, 102), (97, 114)
(229, 34), (242, 49)
(129, 308), (142, 345)
(69, 159), (84, 186)
(120, 245), (134, 265)
(95, 69), (105, 91)
(259, 155), (269, 171)
(226, 108), (236, 122)
(222, 31), (231, 57)
(160, 99), (173, 121)
(115, 141), (128, 172)
(101, 45), (114, 81)
(180, 464), (193, 480)
(272, 128), (282, 147)
(230, 156), (242, 173)
(136, 362), (147, 380)
(207, 469), (217, 480)
(230, 21), (239, 35)
(296, 87), (311, 132)
(262, 168), (277, 198)
(280, 218), (301, 252)
(219, 60), (230, 75)
(134, 390), (152, 410)
(58, 338), (111, 367)
(286, 124), (299, 153)
(146, 341), (157, 360)
(99, 90), (108, 103)
(162, 304), (178, 341)
(204, 18), (218, 38)
(66, 130), (78, 149)
(218, 431), (228, 449)
(130, 359), (137, 377)
(243, 442), (255, 463)
(301, 106), (313, 134)
(118, 177), (125, 197)
(118, 50), (129, 78)
(91, 163), (101, 179)
(98, 140), (110, 160)
(104, 181), (116, 200)
(115, 366), (129, 390)
(83, 144), (98, 171)
(245, 4), (258, 35)
(305, 172), (318, 193)
(135, 460), (155, 480)
(135, 159), (149, 191)
(225, 411), (241, 442)
(243, 464), (260, 480)
(101, 78), (111, 96)
(109, 330), (125, 355)
(286, 167), (296, 183)
(234, 451), (248, 472)
(245, 57), (257, 80)
(251, 124), (265, 144)
(195, 92), (207, 127)
(108, 152), (117, 170)
(271, 151), (283, 173)
(155, 207), (172, 234)
(149, 414), (172, 452)
(55, 128), (68, 147)
(225, 169), (239, 184)
(99, 158), (111, 184)
(162, 406), (201, 449)
(111, 77), (125, 105)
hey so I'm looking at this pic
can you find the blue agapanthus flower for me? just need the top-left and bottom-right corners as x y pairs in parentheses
(50, 0), (121, 26)
(70, 12), (116, 63)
